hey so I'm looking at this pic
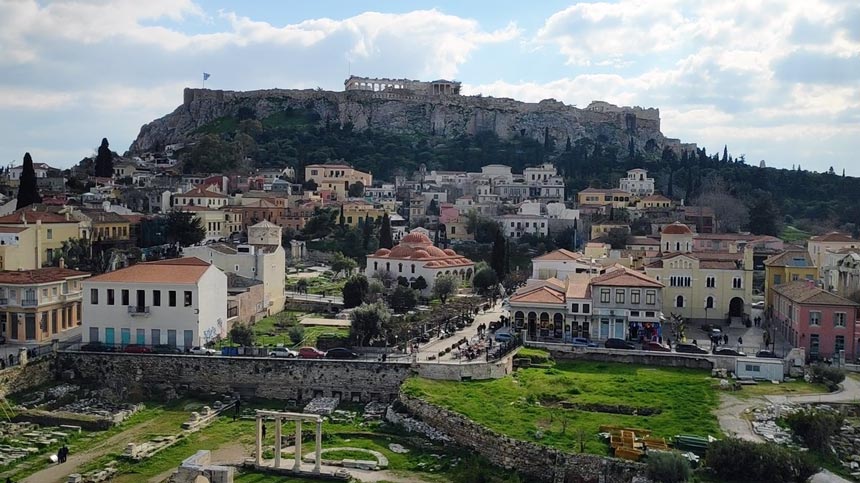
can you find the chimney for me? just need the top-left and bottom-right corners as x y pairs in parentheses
(59, 257), (65, 269)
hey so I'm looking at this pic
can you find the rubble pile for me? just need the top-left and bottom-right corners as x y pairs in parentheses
(385, 406), (452, 442)
(303, 397), (339, 415)
(749, 403), (797, 445)
(56, 398), (143, 423)
(0, 421), (75, 466)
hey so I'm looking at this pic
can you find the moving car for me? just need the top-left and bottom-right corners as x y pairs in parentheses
(755, 350), (781, 359)
(494, 331), (514, 343)
(571, 337), (598, 348)
(122, 344), (152, 354)
(297, 347), (326, 359)
(675, 343), (709, 354)
(604, 338), (635, 350)
(268, 347), (298, 358)
(751, 301), (765, 310)
(152, 344), (183, 354)
(80, 341), (115, 352)
(325, 347), (359, 359)
(188, 346), (217, 356)
(713, 348), (746, 357)
(643, 341), (671, 352)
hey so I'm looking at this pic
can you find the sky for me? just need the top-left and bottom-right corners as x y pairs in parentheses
(1, 0), (859, 174)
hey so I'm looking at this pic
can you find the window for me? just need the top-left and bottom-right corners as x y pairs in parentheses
(645, 311), (655, 317)
(646, 291), (656, 305)
(675, 295), (685, 308)
(732, 277), (743, 289)
(600, 289), (610, 303)
(836, 336), (846, 354)
(706, 296), (715, 309)
(745, 364), (761, 372)
(184, 291), (192, 307)
(835, 312), (846, 328)
(810, 334), (820, 356)
(169, 291), (177, 307)
(792, 274), (800, 281)
(121, 290), (129, 306)
(107, 289), (115, 305)
(615, 290), (625, 304)
(809, 311), (821, 326)
(631, 290), (640, 304)
(90, 289), (98, 304)
(571, 303), (579, 313)
(706, 276), (716, 288)
(46, 229), (53, 240)
(774, 274), (782, 285)
(153, 290), (161, 306)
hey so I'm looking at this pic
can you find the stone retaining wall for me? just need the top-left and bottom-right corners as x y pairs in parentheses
(415, 356), (513, 381)
(57, 352), (411, 403)
(400, 393), (645, 483)
(529, 342), (717, 371)
(0, 358), (55, 398)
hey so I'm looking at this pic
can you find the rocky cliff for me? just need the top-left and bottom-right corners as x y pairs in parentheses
(128, 87), (695, 156)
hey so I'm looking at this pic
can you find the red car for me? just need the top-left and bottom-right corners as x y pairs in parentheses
(122, 344), (152, 354)
(642, 341), (671, 352)
(297, 347), (326, 359)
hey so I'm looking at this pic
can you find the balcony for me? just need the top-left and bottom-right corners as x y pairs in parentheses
(61, 291), (83, 302)
(21, 299), (38, 307)
(128, 306), (150, 316)
(0, 298), (7, 306)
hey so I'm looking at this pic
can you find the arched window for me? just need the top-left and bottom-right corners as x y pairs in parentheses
(411, 264), (415, 274)
(539, 312), (550, 329)
(676, 295), (684, 308)
(514, 311), (525, 328)
(675, 242), (680, 251)
(705, 296), (714, 309)
(398, 263), (403, 273)
(386, 262), (390, 272)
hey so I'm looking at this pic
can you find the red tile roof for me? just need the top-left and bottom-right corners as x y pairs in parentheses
(87, 257), (211, 284)
(0, 268), (90, 284)
(0, 210), (71, 224)
(810, 232), (855, 242)
(773, 282), (858, 306)
(591, 266), (662, 288)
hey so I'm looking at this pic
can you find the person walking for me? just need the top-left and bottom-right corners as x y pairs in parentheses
(738, 336), (743, 349)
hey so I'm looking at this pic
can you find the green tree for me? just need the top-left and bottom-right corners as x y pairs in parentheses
(16, 152), (42, 210)
(350, 301), (391, 346)
(746, 191), (781, 236)
(229, 324), (255, 346)
(389, 285), (418, 313)
(433, 274), (460, 304)
(94, 138), (114, 178)
(379, 212), (394, 249)
(490, 230), (507, 281)
(785, 408), (844, 451)
(411, 276), (428, 292)
(342, 274), (369, 308)
(427, 199), (440, 216)
(472, 267), (498, 296)
(348, 181), (365, 198)
(165, 210), (206, 247)
(288, 325), (305, 345)
(295, 278), (309, 294)
(605, 228), (630, 249)
(330, 252), (357, 278)
(302, 208), (337, 238)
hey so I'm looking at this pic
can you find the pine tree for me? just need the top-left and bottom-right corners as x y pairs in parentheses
(722, 145), (728, 163)
(379, 212), (393, 249)
(490, 230), (507, 281)
(628, 138), (635, 159)
(339, 204), (345, 226)
(16, 152), (42, 210)
(94, 138), (113, 178)
(667, 170), (674, 199)
(565, 136), (572, 152)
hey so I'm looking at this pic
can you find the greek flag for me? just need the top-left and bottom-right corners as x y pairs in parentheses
(203, 72), (211, 81)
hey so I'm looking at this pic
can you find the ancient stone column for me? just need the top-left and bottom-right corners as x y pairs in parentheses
(274, 417), (282, 468)
(314, 420), (322, 473)
(254, 416), (262, 466)
(294, 420), (302, 471)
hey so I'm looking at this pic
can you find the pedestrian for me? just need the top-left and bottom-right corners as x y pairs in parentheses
(262, 425), (267, 439)
(724, 334), (729, 345)
(738, 336), (743, 347)
(233, 399), (241, 421)
(692, 339), (698, 346)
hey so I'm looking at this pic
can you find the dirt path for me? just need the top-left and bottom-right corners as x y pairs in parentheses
(19, 417), (166, 483)
(716, 394), (763, 442)
(766, 374), (860, 405)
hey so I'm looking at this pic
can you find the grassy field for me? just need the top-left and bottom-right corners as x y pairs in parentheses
(287, 272), (347, 295)
(730, 379), (829, 399)
(402, 360), (721, 455)
(781, 225), (812, 242)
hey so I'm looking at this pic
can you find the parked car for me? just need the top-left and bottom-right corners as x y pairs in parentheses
(297, 347), (326, 359)
(152, 344), (183, 354)
(751, 301), (765, 310)
(713, 348), (746, 357)
(189, 346), (218, 356)
(643, 341), (671, 352)
(268, 347), (298, 358)
(325, 347), (359, 360)
(675, 343), (709, 354)
(417, 333), (431, 343)
(122, 344), (152, 354)
(571, 337), (598, 348)
(604, 338), (635, 350)
(80, 341), (115, 352)
(755, 350), (781, 359)
(494, 332), (514, 343)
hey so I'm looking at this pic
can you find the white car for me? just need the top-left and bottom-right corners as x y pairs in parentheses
(751, 301), (765, 310)
(269, 347), (298, 358)
(189, 346), (217, 356)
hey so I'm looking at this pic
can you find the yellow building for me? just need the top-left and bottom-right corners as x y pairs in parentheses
(342, 201), (386, 228)
(305, 164), (372, 200)
(808, 232), (860, 277)
(637, 194), (673, 209)
(75, 209), (131, 242)
(590, 222), (630, 241)
(577, 188), (633, 209)
(0, 267), (89, 343)
(645, 222), (754, 322)
(0, 209), (83, 267)
(183, 206), (232, 242)
(763, 249), (817, 308)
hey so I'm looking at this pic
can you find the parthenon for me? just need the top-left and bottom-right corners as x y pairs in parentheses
(344, 75), (461, 95)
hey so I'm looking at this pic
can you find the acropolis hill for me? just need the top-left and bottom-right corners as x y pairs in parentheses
(128, 75), (696, 156)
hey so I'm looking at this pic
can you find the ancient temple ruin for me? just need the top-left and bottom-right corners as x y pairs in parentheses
(344, 76), (460, 95)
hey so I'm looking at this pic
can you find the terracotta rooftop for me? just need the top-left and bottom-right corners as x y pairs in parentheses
(0, 209), (71, 224)
(533, 249), (583, 261)
(810, 232), (856, 243)
(773, 282), (858, 306)
(591, 266), (662, 288)
(0, 226), (28, 233)
(86, 257), (211, 284)
(661, 222), (693, 235)
(565, 275), (592, 299)
(640, 195), (671, 202)
(510, 283), (566, 305)
(0, 267), (90, 285)
(181, 186), (227, 198)
(764, 250), (815, 268)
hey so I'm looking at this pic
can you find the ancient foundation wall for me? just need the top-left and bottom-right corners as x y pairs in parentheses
(528, 342), (718, 371)
(57, 352), (411, 403)
(400, 394), (645, 483)
(0, 358), (55, 398)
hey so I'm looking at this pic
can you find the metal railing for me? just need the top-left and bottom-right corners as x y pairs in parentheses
(21, 299), (38, 307)
(127, 306), (150, 315)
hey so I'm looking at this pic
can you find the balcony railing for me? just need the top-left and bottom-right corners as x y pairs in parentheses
(128, 306), (150, 315)
(61, 291), (83, 302)
(21, 299), (38, 307)
(0, 298), (7, 305)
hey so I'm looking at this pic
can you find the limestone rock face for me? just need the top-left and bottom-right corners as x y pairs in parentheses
(128, 88), (695, 156)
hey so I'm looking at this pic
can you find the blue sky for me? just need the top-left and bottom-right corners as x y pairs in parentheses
(1, 0), (858, 174)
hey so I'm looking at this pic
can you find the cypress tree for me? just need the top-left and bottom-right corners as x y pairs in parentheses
(16, 152), (42, 210)
(667, 170), (674, 199)
(491, 230), (507, 281)
(94, 138), (113, 178)
(379, 212), (393, 249)
(565, 136), (572, 152)
(722, 145), (728, 163)
(628, 138), (635, 159)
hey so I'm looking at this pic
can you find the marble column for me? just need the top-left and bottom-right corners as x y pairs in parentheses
(254, 416), (262, 466)
(274, 417), (282, 468)
(294, 420), (302, 470)
(314, 420), (322, 473)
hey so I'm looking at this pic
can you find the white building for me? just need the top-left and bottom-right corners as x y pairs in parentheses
(364, 232), (474, 295)
(8, 162), (51, 181)
(82, 258), (228, 349)
(184, 221), (286, 314)
(619, 169), (655, 197)
(531, 249), (603, 280)
(174, 186), (229, 209)
(499, 214), (549, 239)
(365, 183), (396, 200)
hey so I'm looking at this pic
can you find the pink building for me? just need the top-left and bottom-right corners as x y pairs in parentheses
(772, 281), (859, 361)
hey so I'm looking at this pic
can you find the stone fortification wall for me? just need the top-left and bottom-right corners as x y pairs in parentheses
(57, 352), (410, 403)
(129, 87), (674, 157)
(0, 358), (55, 398)
(414, 356), (513, 381)
(399, 393), (645, 483)
(529, 342), (718, 371)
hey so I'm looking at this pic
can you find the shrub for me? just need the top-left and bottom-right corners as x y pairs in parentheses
(808, 364), (846, 391)
(287, 325), (305, 345)
(705, 438), (818, 483)
(785, 408), (844, 451)
(645, 451), (691, 483)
